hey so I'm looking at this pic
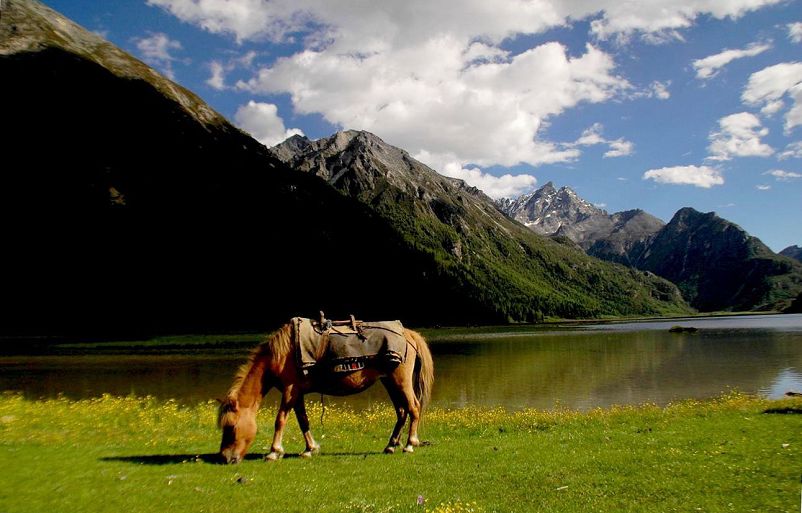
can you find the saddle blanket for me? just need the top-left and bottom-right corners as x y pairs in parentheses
(293, 317), (408, 372)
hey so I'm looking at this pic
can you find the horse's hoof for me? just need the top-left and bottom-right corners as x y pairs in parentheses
(408, 437), (421, 447)
(265, 450), (284, 461)
(403, 445), (415, 453)
(311, 444), (321, 453)
(384, 446), (396, 454)
(300, 450), (314, 459)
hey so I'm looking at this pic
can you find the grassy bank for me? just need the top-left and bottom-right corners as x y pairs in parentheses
(0, 393), (800, 512)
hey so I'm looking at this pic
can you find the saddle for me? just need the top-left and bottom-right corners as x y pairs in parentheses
(294, 312), (408, 374)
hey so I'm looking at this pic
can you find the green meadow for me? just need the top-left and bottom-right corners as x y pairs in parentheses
(0, 393), (800, 513)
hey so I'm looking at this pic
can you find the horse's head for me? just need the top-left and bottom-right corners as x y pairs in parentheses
(217, 396), (257, 464)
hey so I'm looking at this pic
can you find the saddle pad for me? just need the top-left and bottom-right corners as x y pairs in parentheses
(294, 317), (407, 371)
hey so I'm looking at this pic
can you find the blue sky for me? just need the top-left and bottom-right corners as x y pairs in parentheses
(45, 0), (802, 251)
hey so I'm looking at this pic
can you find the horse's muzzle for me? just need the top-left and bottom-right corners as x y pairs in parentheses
(220, 449), (241, 465)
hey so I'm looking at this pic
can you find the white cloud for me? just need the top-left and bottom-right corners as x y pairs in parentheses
(778, 141), (802, 159)
(146, 0), (783, 187)
(413, 150), (539, 199)
(147, 0), (783, 45)
(789, 22), (802, 43)
(594, 202), (607, 208)
(234, 101), (304, 147)
(643, 165), (724, 188)
(586, 0), (782, 42)
(570, 123), (634, 158)
(650, 81), (671, 100)
(742, 62), (802, 133)
(764, 169), (802, 181)
(575, 123), (606, 146)
(438, 161), (538, 200)
(205, 51), (258, 91)
(239, 41), (628, 169)
(756, 184), (771, 190)
(708, 112), (773, 161)
(604, 139), (634, 158)
(207, 61), (226, 89)
(133, 32), (183, 79)
(692, 42), (771, 80)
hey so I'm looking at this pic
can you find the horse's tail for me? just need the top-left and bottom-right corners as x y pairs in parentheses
(407, 329), (434, 411)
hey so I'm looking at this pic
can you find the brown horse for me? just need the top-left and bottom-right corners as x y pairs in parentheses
(217, 321), (434, 463)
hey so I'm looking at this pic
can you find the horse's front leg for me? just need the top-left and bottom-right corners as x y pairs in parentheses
(294, 396), (320, 458)
(266, 386), (297, 461)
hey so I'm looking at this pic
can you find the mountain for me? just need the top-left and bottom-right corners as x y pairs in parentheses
(0, 0), (690, 335)
(496, 182), (604, 237)
(780, 245), (802, 262)
(498, 183), (665, 265)
(271, 132), (689, 320)
(632, 208), (802, 312)
(500, 184), (802, 312)
(0, 0), (464, 334)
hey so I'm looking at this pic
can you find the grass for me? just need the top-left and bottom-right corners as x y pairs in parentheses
(1, 393), (800, 512)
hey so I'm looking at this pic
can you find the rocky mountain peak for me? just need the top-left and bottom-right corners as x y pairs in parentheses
(271, 130), (497, 211)
(497, 181), (604, 237)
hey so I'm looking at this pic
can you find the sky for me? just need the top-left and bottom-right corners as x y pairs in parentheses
(44, 0), (802, 251)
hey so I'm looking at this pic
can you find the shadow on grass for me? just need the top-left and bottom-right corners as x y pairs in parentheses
(101, 451), (385, 465)
(763, 407), (802, 415)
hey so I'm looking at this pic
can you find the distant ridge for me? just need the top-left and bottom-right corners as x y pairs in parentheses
(497, 183), (665, 264)
(780, 245), (802, 263)
(500, 185), (802, 312)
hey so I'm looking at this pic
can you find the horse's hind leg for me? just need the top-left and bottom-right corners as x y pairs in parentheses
(402, 388), (421, 453)
(294, 396), (320, 458)
(381, 378), (407, 454)
(266, 386), (298, 461)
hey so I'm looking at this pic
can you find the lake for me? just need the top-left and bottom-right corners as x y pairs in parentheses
(2, 314), (801, 411)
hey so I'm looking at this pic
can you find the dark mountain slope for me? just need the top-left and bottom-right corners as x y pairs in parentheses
(633, 208), (802, 311)
(1, 0), (689, 335)
(0, 0), (490, 334)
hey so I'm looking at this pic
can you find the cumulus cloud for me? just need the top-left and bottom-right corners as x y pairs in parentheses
(707, 112), (773, 161)
(789, 22), (802, 43)
(207, 61), (226, 89)
(206, 51), (258, 90)
(742, 62), (802, 133)
(643, 165), (724, 188)
(764, 169), (802, 181)
(778, 141), (802, 160)
(133, 32), (183, 79)
(692, 42), (771, 80)
(234, 101), (304, 147)
(438, 162), (538, 200)
(572, 123), (635, 157)
(239, 41), (628, 169)
(145, 0), (784, 198)
(147, 0), (783, 45)
(604, 139), (634, 158)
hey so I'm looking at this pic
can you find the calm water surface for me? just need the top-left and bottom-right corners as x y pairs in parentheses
(2, 314), (801, 411)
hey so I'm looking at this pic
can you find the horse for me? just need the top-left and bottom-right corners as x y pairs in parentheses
(217, 320), (434, 463)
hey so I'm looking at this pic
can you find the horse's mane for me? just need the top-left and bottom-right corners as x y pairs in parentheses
(217, 322), (293, 428)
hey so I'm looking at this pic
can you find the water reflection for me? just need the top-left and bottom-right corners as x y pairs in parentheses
(2, 316), (801, 410)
